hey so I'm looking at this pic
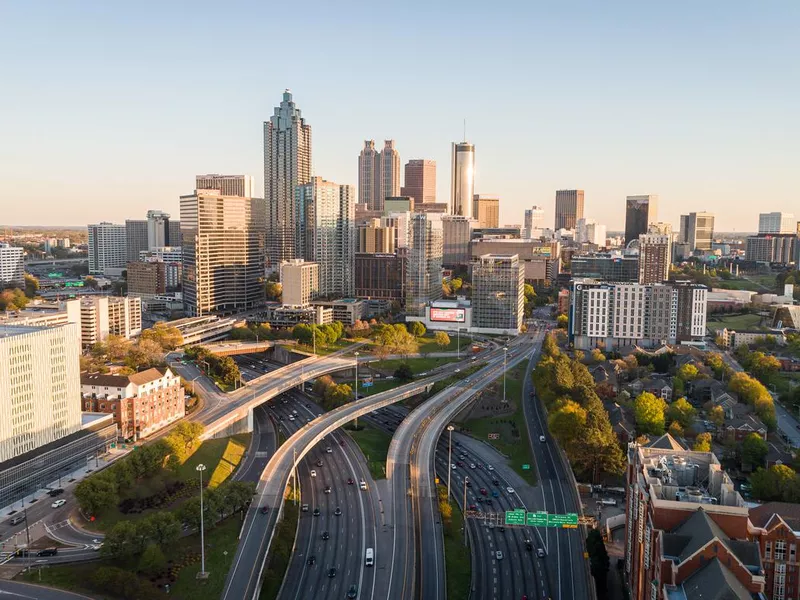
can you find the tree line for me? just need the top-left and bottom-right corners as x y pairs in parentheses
(184, 345), (241, 387)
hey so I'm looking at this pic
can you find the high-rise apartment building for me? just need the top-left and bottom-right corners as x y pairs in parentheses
(180, 190), (266, 316)
(379, 140), (400, 209)
(127, 261), (167, 298)
(473, 195), (499, 228)
(264, 90), (312, 267)
(524, 206), (545, 238)
(554, 190), (584, 230)
(758, 212), (796, 234)
(89, 222), (127, 274)
(358, 140), (401, 212)
(442, 215), (473, 267)
(472, 254), (524, 333)
(450, 142), (475, 218)
(746, 234), (797, 265)
(0, 323), (82, 463)
(571, 253), (639, 282)
(298, 177), (355, 298)
(679, 212), (715, 252)
(357, 219), (396, 254)
(168, 221), (182, 248)
(401, 159), (436, 204)
(624, 195), (658, 244)
(406, 213), (443, 317)
(576, 218), (607, 246)
(195, 174), (254, 198)
(638, 233), (672, 284)
(146, 210), (172, 249)
(80, 296), (142, 346)
(0, 243), (24, 287)
(279, 259), (319, 306)
(125, 219), (148, 263)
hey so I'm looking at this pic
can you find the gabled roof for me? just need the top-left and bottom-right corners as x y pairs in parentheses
(646, 433), (687, 451)
(670, 508), (729, 562)
(81, 372), (131, 387)
(128, 367), (169, 385)
(679, 558), (754, 600)
(750, 501), (800, 531)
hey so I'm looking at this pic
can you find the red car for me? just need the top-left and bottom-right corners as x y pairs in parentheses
(469, 504), (477, 511)
(347, 478), (354, 485)
(260, 505), (269, 514)
(480, 488), (488, 496)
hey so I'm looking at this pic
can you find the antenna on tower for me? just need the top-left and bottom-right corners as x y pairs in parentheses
(463, 119), (466, 142)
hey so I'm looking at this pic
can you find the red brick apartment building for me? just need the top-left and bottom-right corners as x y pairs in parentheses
(749, 503), (800, 600)
(81, 367), (185, 441)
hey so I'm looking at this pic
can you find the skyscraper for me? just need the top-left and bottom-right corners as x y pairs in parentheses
(401, 159), (436, 204)
(472, 254), (525, 333)
(379, 140), (401, 209)
(358, 140), (379, 208)
(624, 195), (659, 245)
(180, 190), (266, 316)
(297, 177), (355, 298)
(450, 142), (475, 218)
(406, 213), (443, 317)
(125, 220), (148, 262)
(679, 212), (715, 252)
(524, 206), (545, 237)
(758, 212), (796, 234)
(358, 140), (401, 212)
(638, 233), (672, 284)
(195, 174), (254, 198)
(442, 215), (473, 266)
(146, 210), (171, 248)
(473, 195), (500, 228)
(554, 190), (584, 230)
(0, 243), (24, 287)
(264, 90), (312, 267)
(89, 222), (128, 274)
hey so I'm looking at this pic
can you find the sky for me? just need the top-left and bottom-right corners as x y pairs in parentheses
(1, 1), (798, 232)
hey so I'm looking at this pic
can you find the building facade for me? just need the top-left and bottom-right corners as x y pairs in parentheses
(180, 190), (266, 316)
(354, 252), (406, 302)
(625, 195), (659, 245)
(0, 324), (83, 463)
(279, 259), (319, 306)
(471, 238), (560, 283)
(89, 222), (127, 274)
(442, 215), (473, 267)
(450, 142), (475, 218)
(80, 296), (142, 346)
(357, 219), (396, 254)
(406, 213), (443, 317)
(195, 174), (254, 198)
(554, 189), (585, 230)
(473, 195), (500, 228)
(471, 254), (524, 333)
(524, 206), (545, 238)
(127, 261), (166, 298)
(358, 140), (379, 209)
(679, 212), (715, 252)
(638, 233), (672, 284)
(358, 140), (400, 212)
(0, 243), (24, 287)
(571, 253), (639, 282)
(124, 220), (148, 263)
(264, 89), (312, 267)
(746, 234), (798, 265)
(401, 159), (436, 204)
(576, 218), (607, 246)
(758, 212), (796, 235)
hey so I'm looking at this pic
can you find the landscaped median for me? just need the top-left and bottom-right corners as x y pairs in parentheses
(260, 488), (300, 599)
(438, 485), (471, 600)
(345, 423), (392, 479)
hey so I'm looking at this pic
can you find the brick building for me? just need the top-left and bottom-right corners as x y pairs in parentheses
(81, 367), (184, 441)
(749, 503), (800, 600)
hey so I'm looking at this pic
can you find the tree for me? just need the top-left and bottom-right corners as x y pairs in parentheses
(666, 398), (697, 429)
(450, 278), (463, 294)
(523, 283), (536, 301)
(668, 421), (684, 438)
(408, 321), (426, 337)
(586, 528), (610, 594)
(373, 323), (416, 358)
(750, 465), (800, 502)
(23, 273), (39, 298)
(139, 543), (166, 576)
(0, 288), (30, 311)
(548, 399), (587, 448)
(694, 432), (712, 452)
(103, 520), (138, 557)
(265, 281), (282, 302)
(104, 334), (132, 361)
(74, 475), (119, 515)
(91, 566), (146, 600)
(709, 405), (725, 428)
(633, 392), (667, 435)
(144, 511), (181, 547)
(141, 322), (184, 350)
(741, 433), (769, 469)
(170, 421), (204, 455)
(323, 383), (353, 409)
(556, 314), (568, 329)
(749, 351), (781, 381)
(676, 363), (699, 382)
(591, 348), (606, 363)
(178, 496), (202, 530)
(434, 331), (451, 349)
(542, 334), (559, 358)
(125, 338), (165, 370)
(394, 363), (414, 381)
(291, 323), (313, 345)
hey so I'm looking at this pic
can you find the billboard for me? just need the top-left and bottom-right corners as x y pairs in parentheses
(430, 308), (466, 323)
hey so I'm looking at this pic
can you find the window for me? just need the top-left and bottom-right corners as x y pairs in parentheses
(777, 540), (787, 561)
(767, 541), (773, 560)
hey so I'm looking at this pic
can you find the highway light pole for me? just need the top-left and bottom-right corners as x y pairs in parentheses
(456, 328), (460, 359)
(447, 425), (454, 500)
(463, 476), (469, 547)
(196, 463), (208, 579)
(354, 351), (360, 430)
(312, 324), (317, 356)
(292, 447), (298, 506)
(502, 346), (508, 403)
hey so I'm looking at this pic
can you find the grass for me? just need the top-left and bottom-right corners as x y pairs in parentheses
(368, 356), (458, 375)
(441, 489), (471, 600)
(347, 424), (392, 479)
(19, 516), (244, 600)
(296, 338), (354, 356)
(260, 495), (300, 599)
(706, 313), (765, 332)
(459, 367), (537, 485)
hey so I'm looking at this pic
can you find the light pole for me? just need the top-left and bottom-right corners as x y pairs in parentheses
(447, 425), (455, 500)
(196, 463), (208, 578)
(292, 447), (298, 505)
(456, 328), (460, 359)
(312, 324), (317, 356)
(463, 476), (469, 547)
(353, 351), (360, 429)
(190, 376), (200, 396)
(502, 346), (508, 403)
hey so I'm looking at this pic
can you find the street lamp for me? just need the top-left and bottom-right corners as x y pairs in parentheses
(353, 351), (360, 429)
(196, 464), (208, 579)
(456, 328), (460, 360)
(447, 425), (455, 500)
(312, 324), (317, 357)
(463, 476), (469, 547)
(502, 347), (509, 403)
(190, 376), (200, 396)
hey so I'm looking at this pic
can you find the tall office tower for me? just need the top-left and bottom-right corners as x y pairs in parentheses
(124, 220), (148, 262)
(357, 218), (396, 254)
(358, 140), (379, 208)
(472, 254), (525, 333)
(442, 215), (473, 266)
(554, 190), (584, 230)
(89, 222), (127, 274)
(576, 218), (607, 246)
(406, 213), (443, 316)
(624, 195), (659, 244)
(180, 190), (266, 316)
(168, 220), (182, 248)
(648, 222), (673, 236)
(473, 195), (500, 228)
(679, 212), (715, 252)
(0, 323), (82, 463)
(378, 140), (401, 210)
(524, 206), (545, 237)
(279, 259), (319, 306)
(127, 261), (167, 298)
(0, 243), (24, 287)
(195, 174), (254, 198)
(146, 210), (171, 249)
(450, 142), (475, 217)
(264, 89), (312, 267)
(297, 177), (355, 298)
(758, 212), (796, 234)
(638, 233), (672, 284)
(401, 159), (436, 204)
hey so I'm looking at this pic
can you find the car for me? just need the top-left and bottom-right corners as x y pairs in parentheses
(454, 368), (461, 373)
(324, 486), (332, 494)
(307, 555), (316, 565)
(469, 463), (476, 469)
(491, 490), (499, 497)
(301, 504), (309, 512)
(537, 548), (546, 558)
(497, 526), (505, 533)
(321, 531), (330, 540)
(313, 508), (320, 516)
(292, 410), (298, 415)
(475, 463), (482, 469)
(90, 543), (103, 551)
(260, 505), (269, 514)
(480, 487), (487, 496)
(288, 415), (295, 421)
(310, 470), (317, 477)
(37, 548), (58, 557)
(359, 479), (367, 490)
(326, 446), (332, 453)
(492, 479), (500, 486)
(451, 463), (457, 470)
(525, 539), (533, 551)
(487, 465), (494, 471)
(347, 477), (354, 485)
(456, 461), (464, 467)
(476, 497), (484, 504)
(334, 507), (342, 516)
(47, 488), (64, 497)
(495, 550), (503, 560)
(485, 498), (493, 506)
(316, 459), (323, 467)
(506, 487), (515, 494)
(51, 499), (66, 509)
(347, 584), (358, 599)
(539, 435), (546, 443)
(465, 480), (472, 488)
(327, 567), (337, 578)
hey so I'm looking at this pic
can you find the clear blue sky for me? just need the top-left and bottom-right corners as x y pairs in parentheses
(1, 1), (798, 231)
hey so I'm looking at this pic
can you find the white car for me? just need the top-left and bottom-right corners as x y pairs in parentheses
(51, 499), (66, 509)
(469, 463), (476, 469)
(506, 487), (515, 494)
(288, 415), (295, 421)
(539, 435), (546, 443)
(487, 465), (494, 471)
(326, 447), (333, 453)
(451, 464), (457, 470)
(495, 550), (504, 560)
(310, 470), (317, 477)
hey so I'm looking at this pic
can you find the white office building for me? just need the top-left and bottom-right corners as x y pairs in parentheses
(758, 212), (796, 235)
(0, 243), (24, 287)
(88, 222), (127, 275)
(450, 142), (475, 218)
(195, 174), (254, 198)
(80, 296), (142, 346)
(280, 259), (319, 307)
(576, 218), (607, 246)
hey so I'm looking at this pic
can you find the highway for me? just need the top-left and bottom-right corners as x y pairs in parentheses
(0, 580), (95, 599)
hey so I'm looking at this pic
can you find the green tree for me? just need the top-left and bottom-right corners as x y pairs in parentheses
(556, 314), (568, 329)
(91, 566), (146, 600)
(633, 392), (667, 435)
(372, 323), (416, 358)
(523, 283), (536, 301)
(265, 281), (282, 302)
(450, 278), (463, 294)
(542, 334), (559, 358)
(178, 496), (202, 530)
(709, 405), (725, 428)
(586, 528), (610, 594)
(144, 511), (181, 547)
(0, 288), (30, 311)
(74, 475), (119, 515)
(749, 351), (782, 381)
(141, 322), (183, 350)
(103, 521), (139, 557)
(291, 323), (313, 345)
(23, 273), (39, 298)
(694, 432), (712, 452)
(394, 363), (414, 381)
(434, 331), (451, 349)
(229, 326), (256, 340)
(750, 465), (800, 502)
(139, 543), (166, 576)
(170, 421), (204, 455)
(408, 321), (426, 337)
(676, 363), (699, 382)
(741, 433), (769, 469)
(125, 338), (165, 370)
(591, 348), (606, 363)
(548, 399), (587, 448)
(666, 397), (697, 429)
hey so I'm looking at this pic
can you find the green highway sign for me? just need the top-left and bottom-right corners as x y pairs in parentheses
(527, 511), (548, 527)
(522, 464), (531, 470)
(548, 513), (579, 528)
(505, 509), (526, 526)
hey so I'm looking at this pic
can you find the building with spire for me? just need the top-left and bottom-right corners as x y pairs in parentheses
(264, 90), (312, 267)
(358, 140), (400, 212)
(450, 142), (475, 218)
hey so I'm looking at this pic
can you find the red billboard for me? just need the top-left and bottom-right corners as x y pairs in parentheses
(430, 308), (466, 323)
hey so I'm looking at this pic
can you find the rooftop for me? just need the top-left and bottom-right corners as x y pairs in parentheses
(665, 558), (757, 600)
(0, 324), (52, 339)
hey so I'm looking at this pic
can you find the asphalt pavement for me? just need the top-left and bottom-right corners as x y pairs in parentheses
(0, 580), (95, 599)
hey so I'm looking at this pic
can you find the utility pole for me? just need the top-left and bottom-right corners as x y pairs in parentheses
(353, 351), (360, 429)
(447, 425), (455, 500)
(463, 476), (469, 547)
(457, 328), (460, 359)
(196, 464), (208, 579)
(292, 447), (298, 505)
(502, 346), (508, 403)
